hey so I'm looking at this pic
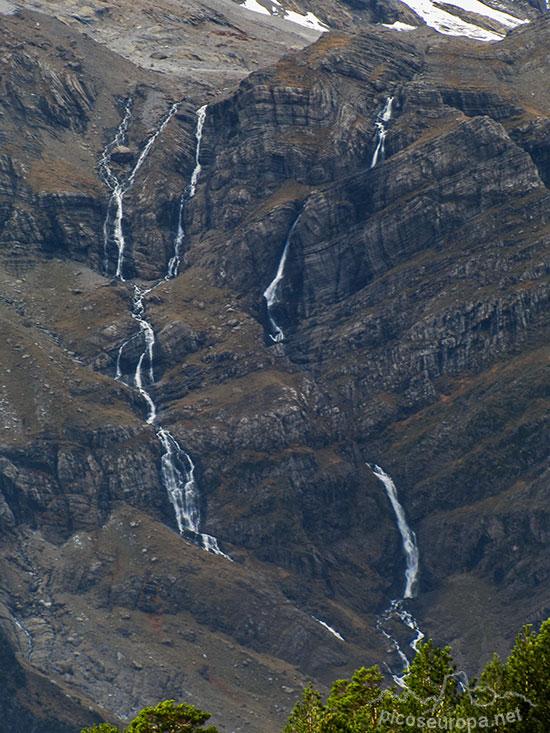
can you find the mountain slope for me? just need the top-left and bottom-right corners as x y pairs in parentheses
(2, 1), (550, 731)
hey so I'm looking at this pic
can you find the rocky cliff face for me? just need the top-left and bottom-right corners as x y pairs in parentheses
(2, 0), (550, 730)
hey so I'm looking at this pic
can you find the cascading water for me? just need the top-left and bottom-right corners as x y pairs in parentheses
(370, 463), (424, 681)
(127, 284), (157, 424)
(311, 616), (345, 642)
(372, 464), (418, 599)
(114, 285), (229, 558)
(262, 202), (352, 632)
(370, 96), (394, 169)
(100, 99), (180, 280)
(166, 104), (208, 279)
(105, 101), (228, 558)
(166, 191), (185, 281)
(188, 105), (207, 199)
(99, 96), (133, 276)
(263, 211), (302, 342)
(157, 428), (229, 557)
(14, 617), (33, 659)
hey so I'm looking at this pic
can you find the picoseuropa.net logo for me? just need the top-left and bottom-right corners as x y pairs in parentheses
(375, 671), (535, 731)
(378, 708), (523, 730)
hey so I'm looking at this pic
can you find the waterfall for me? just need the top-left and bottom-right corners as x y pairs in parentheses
(263, 211), (302, 342)
(189, 104), (207, 198)
(311, 616), (345, 642)
(166, 191), (186, 281)
(14, 617), (33, 659)
(166, 105), (208, 280)
(113, 281), (229, 558)
(99, 96), (133, 276)
(372, 464), (418, 598)
(115, 334), (133, 381)
(370, 96), (394, 169)
(100, 99), (180, 280)
(370, 463), (424, 681)
(129, 285), (157, 424)
(157, 428), (230, 558)
(105, 101), (228, 559)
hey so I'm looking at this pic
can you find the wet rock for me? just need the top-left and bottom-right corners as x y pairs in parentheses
(110, 145), (134, 164)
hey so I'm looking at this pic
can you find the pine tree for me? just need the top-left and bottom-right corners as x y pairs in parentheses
(502, 620), (550, 731)
(125, 700), (218, 733)
(391, 640), (459, 731)
(528, 618), (550, 731)
(323, 666), (385, 732)
(283, 684), (326, 733)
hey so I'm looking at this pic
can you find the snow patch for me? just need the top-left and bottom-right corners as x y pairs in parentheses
(241, 0), (270, 16)
(395, 0), (525, 41)
(238, 0), (329, 32)
(383, 21), (418, 31)
(437, 0), (525, 28)
(281, 9), (329, 31)
(397, 0), (505, 40)
(0, 0), (17, 14)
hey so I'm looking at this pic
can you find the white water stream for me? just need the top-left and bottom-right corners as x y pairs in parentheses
(126, 284), (157, 424)
(263, 211), (302, 342)
(370, 464), (424, 681)
(372, 464), (418, 599)
(167, 105), (207, 279)
(311, 615), (345, 642)
(14, 616), (33, 659)
(157, 427), (230, 556)
(100, 98), (179, 280)
(103, 102), (228, 558)
(370, 97), (394, 169)
(99, 97), (133, 276)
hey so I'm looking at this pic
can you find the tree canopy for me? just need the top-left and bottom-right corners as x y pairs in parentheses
(81, 700), (218, 733)
(82, 618), (550, 733)
(284, 619), (550, 732)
